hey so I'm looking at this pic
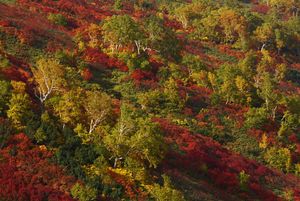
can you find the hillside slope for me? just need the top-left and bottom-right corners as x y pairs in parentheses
(0, 0), (300, 200)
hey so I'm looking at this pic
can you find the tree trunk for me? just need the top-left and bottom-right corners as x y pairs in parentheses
(272, 106), (277, 120)
(261, 43), (266, 51)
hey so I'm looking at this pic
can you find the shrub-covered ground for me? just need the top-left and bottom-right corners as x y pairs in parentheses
(0, 0), (299, 200)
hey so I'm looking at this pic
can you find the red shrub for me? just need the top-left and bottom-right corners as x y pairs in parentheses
(0, 134), (77, 201)
(249, 183), (279, 201)
(81, 68), (93, 81)
(84, 48), (128, 71)
(154, 118), (290, 199)
(252, 4), (270, 14)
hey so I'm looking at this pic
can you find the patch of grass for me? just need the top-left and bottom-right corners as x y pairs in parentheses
(203, 46), (238, 63)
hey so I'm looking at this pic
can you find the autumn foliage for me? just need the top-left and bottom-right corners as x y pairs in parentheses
(0, 0), (299, 200)
(0, 133), (76, 201)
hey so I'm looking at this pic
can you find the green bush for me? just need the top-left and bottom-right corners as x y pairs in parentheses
(47, 13), (68, 26)
(238, 170), (250, 191)
(150, 175), (185, 201)
(244, 107), (269, 129)
(0, 55), (10, 69)
(264, 147), (291, 173)
(71, 183), (98, 201)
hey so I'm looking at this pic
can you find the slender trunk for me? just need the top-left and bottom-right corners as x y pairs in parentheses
(261, 43), (266, 51)
(114, 158), (118, 168)
(272, 106), (277, 120)
(265, 98), (269, 110)
(135, 40), (141, 55)
(113, 157), (122, 168)
(225, 97), (229, 105)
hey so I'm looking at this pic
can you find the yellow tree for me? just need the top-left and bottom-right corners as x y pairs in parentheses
(31, 58), (65, 104)
(54, 88), (83, 126)
(174, 2), (206, 29)
(86, 23), (102, 48)
(84, 90), (112, 135)
(75, 90), (113, 144)
(7, 81), (33, 130)
(254, 23), (274, 51)
(218, 8), (247, 44)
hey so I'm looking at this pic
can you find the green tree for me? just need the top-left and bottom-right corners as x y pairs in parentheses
(103, 104), (166, 168)
(192, 7), (247, 45)
(102, 15), (144, 54)
(215, 64), (252, 104)
(34, 112), (61, 144)
(274, 28), (286, 53)
(238, 51), (256, 81)
(84, 90), (112, 134)
(278, 111), (299, 138)
(163, 78), (186, 112)
(143, 16), (181, 60)
(278, 95), (300, 138)
(256, 72), (279, 119)
(137, 89), (165, 114)
(192, 11), (220, 42)
(275, 63), (287, 81)
(181, 53), (206, 77)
